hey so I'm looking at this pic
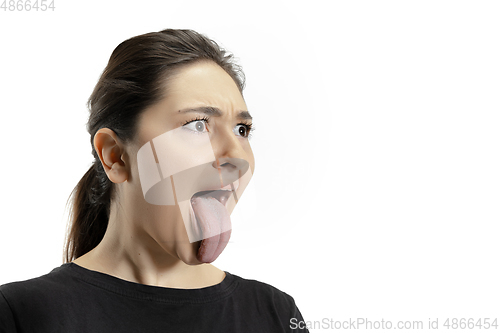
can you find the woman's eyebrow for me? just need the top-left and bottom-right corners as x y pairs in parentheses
(177, 106), (253, 120)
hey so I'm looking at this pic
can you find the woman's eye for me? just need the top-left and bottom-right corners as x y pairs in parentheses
(234, 125), (249, 138)
(183, 120), (208, 133)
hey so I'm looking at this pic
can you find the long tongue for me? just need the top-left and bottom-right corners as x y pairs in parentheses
(191, 196), (232, 263)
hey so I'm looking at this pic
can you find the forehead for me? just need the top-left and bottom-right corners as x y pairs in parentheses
(135, 61), (247, 145)
(165, 60), (246, 112)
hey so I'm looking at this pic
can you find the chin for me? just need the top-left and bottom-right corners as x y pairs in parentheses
(176, 241), (204, 265)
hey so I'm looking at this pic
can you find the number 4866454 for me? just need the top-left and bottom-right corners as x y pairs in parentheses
(1, 0), (55, 11)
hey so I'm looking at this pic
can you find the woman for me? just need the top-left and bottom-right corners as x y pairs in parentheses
(0, 29), (308, 332)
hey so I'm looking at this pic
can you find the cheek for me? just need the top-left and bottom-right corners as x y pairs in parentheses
(135, 193), (199, 263)
(246, 148), (255, 174)
(150, 207), (199, 264)
(177, 241), (201, 265)
(143, 205), (184, 243)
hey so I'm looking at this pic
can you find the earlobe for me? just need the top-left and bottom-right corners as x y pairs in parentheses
(94, 128), (128, 184)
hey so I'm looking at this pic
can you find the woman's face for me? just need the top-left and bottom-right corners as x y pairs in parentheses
(123, 60), (255, 265)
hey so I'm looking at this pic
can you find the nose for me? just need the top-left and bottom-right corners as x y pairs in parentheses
(210, 131), (250, 178)
(212, 156), (250, 190)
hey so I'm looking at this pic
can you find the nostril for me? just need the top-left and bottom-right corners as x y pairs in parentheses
(214, 158), (244, 170)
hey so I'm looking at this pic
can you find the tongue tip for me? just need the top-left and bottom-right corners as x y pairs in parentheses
(196, 250), (219, 264)
(196, 230), (232, 264)
(196, 246), (214, 263)
(196, 256), (214, 264)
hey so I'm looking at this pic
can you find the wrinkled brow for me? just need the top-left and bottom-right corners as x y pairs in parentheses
(178, 106), (252, 121)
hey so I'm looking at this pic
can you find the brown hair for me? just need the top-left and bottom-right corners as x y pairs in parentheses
(63, 29), (245, 263)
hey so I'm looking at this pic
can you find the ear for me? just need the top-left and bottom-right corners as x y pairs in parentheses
(93, 128), (128, 184)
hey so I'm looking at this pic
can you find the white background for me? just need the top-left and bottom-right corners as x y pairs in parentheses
(1, 1), (499, 331)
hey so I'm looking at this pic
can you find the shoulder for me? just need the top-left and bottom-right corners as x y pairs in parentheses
(228, 272), (299, 311)
(0, 264), (85, 331)
(0, 264), (76, 314)
(0, 264), (71, 297)
(227, 272), (309, 331)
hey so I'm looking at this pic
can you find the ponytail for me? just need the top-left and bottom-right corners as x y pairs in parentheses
(63, 159), (113, 263)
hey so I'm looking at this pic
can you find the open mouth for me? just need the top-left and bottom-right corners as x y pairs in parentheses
(189, 189), (234, 263)
(189, 189), (233, 240)
(190, 177), (239, 204)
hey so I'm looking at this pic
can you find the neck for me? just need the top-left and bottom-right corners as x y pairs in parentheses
(72, 206), (225, 289)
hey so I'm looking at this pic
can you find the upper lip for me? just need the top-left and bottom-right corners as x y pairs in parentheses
(191, 189), (233, 205)
(192, 179), (239, 196)
(190, 179), (239, 204)
(221, 178), (239, 192)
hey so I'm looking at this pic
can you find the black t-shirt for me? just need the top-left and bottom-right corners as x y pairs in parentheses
(0, 263), (309, 332)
